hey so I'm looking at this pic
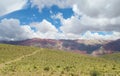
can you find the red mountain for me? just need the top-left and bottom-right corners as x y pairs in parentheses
(1, 38), (119, 55)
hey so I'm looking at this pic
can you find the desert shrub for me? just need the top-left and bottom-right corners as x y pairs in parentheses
(56, 65), (60, 68)
(90, 70), (101, 76)
(61, 71), (65, 74)
(44, 66), (50, 71)
(64, 66), (71, 72)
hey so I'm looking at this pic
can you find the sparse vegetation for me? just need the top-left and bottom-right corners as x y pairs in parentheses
(0, 44), (38, 64)
(0, 44), (120, 76)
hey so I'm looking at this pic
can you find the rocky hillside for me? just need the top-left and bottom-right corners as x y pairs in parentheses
(92, 39), (120, 56)
(1, 38), (119, 55)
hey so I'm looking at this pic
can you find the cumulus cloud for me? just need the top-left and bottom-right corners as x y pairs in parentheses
(0, 0), (27, 16)
(81, 31), (120, 40)
(0, 18), (59, 40)
(0, 18), (119, 40)
(30, 0), (73, 11)
(30, 19), (58, 33)
(30, 0), (120, 17)
(0, 19), (36, 41)
(60, 15), (120, 34)
(31, 0), (120, 33)
(29, 19), (60, 39)
(78, 0), (120, 18)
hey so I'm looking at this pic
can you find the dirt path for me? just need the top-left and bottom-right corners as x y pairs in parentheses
(0, 49), (42, 69)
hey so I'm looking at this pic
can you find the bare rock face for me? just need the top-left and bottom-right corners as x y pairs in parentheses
(92, 47), (114, 56)
(92, 39), (120, 56)
(76, 39), (110, 45)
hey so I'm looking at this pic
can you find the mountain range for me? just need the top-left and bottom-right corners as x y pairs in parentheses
(0, 38), (120, 56)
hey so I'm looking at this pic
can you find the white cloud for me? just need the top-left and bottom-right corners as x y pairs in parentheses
(31, 0), (120, 33)
(0, 18), (60, 40)
(60, 14), (120, 34)
(0, 18), (36, 41)
(53, 13), (120, 40)
(0, 0), (27, 16)
(72, 4), (81, 15)
(80, 0), (120, 18)
(29, 19), (60, 39)
(30, 19), (58, 33)
(30, 0), (73, 11)
(30, 0), (120, 18)
(81, 31), (120, 40)
(0, 18), (119, 40)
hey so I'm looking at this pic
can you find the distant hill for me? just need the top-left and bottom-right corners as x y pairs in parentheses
(103, 39), (120, 51)
(1, 38), (120, 55)
(0, 38), (109, 54)
(92, 39), (120, 56)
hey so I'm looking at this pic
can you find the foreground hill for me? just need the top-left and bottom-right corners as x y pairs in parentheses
(0, 44), (39, 64)
(0, 44), (120, 76)
(101, 53), (120, 63)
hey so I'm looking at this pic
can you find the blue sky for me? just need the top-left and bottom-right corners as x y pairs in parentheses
(0, 5), (73, 27)
(0, 0), (120, 40)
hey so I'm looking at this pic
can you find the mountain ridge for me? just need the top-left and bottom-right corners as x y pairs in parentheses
(0, 38), (119, 55)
